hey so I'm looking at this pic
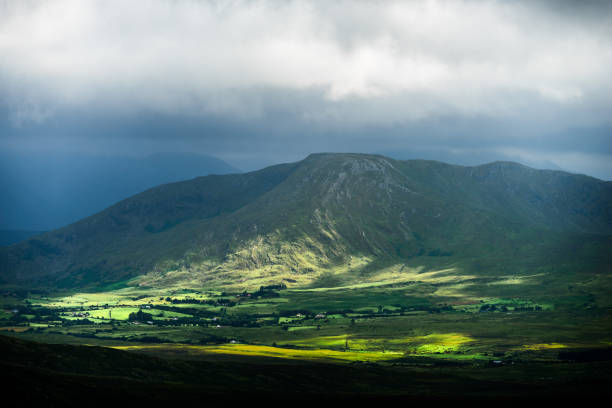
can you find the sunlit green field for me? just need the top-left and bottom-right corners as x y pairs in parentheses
(2, 269), (611, 366)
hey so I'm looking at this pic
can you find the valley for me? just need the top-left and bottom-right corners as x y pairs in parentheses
(2, 265), (611, 364)
(1, 153), (611, 400)
(3, 276), (612, 401)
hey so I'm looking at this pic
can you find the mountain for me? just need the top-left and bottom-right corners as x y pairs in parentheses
(0, 151), (240, 231)
(0, 230), (45, 247)
(1, 153), (611, 290)
(378, 148), (567, 173)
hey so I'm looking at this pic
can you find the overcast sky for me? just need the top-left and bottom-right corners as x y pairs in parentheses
(1, 0), (611, 178)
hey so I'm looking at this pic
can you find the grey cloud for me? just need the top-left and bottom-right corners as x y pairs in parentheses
(0, 0), (611, 180)
(1, 0), (611, 120)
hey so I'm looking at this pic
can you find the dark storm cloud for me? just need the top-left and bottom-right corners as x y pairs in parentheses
(1, 0), (611, 179)
(533, 0), (612, 22)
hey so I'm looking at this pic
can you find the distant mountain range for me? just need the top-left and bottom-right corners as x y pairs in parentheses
(0, 230), (44, 247)
(0, 151), (240, 232)
(378, 148), (567, 173)
(1, 153), (610, 289)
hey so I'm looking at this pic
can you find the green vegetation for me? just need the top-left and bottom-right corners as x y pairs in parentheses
(0, 153), (610, 399)
(1, 154), (610, 293)
(1, 242), (611, 400)
(4, 334), (612, 404)
(2, 274), (611, 365)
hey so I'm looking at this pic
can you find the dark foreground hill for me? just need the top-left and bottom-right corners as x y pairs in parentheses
(1, 153), (611, 290)
(2, 334), (612, 404)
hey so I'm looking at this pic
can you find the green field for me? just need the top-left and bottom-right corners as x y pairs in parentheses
(1, 254), (612, 403)
(2, 272), (611, 367)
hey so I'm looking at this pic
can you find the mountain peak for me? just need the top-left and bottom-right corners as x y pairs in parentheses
(1, 153), (610, 290)
(303, 152), (391, 163)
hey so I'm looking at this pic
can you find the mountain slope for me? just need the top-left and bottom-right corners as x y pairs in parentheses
(1, 153), (611, 290)
(0, 151), (240, 231)
(0, 230), (45, 247)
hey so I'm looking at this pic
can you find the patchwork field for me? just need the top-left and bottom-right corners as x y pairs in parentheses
(2, 271), (611, 368)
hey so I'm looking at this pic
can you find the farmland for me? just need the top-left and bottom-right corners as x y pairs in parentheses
(2, 242), (612, 402)
(2, 275), (611, 368)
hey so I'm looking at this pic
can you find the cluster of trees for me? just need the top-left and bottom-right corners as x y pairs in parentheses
(155, 304), (215, 316)
(405, 304), (454, 313)
(237, 284), (286, 299)
(249, 288), (281, 299)
(62, 318), (95, 326)
(480, 304), (507, 312)
(128, 309), (153, 321)
(479, 304), (543, 312)
(217, 315), (263, 328)
(164, 297), (237, 307)
(130, 294), (149, 301)
(260, 284), (287, 290)
(6, 305), (60, 322)
(514, 305), (543, 311)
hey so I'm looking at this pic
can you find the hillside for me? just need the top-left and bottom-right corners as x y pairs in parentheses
(0, 230), (44, 247)
(2, 334), (611, 403)
(0, 151), (240, 231)
(1, 153), (611, 290)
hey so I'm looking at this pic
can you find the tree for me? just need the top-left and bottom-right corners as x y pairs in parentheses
(128, 309), (153, 321)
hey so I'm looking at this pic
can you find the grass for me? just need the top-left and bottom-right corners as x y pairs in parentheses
(1, 154), (611, 399)
(7, 333), (612, 404)
(519, 343), (569, 351)
(2, 261), (612, 366)
(112, 343), (404, 362)
(287, 326), (317, 332)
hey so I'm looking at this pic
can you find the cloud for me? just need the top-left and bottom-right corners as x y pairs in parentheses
(0, 0), (611, 179)
(1, 0), (611, 124)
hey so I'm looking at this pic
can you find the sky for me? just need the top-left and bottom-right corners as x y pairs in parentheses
(1, 0), (612, 179)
